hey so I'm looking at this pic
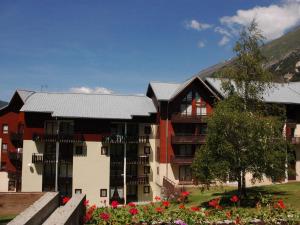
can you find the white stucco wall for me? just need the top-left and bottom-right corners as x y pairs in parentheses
(73, 141), (110, 207)
(0, 171), (9, 191)
(21, 140), (44, 192)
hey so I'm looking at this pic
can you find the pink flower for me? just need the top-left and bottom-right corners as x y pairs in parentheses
(111, 200), (118, 208)
(154, 196), (161, 201)
(181, 191), (190, 197)
(128, 202), (136, 207)
(230, 195), (239, 203)
(62, 196), (70, 204)
(155, 207), (164, 213)
(208, 198), (221, 209)
(129, 207), (138, 215)
(100, 212), (110, 221)
(84, 200), (89, 206)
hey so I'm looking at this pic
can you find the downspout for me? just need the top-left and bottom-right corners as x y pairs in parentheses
(124, 122), (127, 204)
(55, 118), (60, 192)
(166, 101), (169, 178)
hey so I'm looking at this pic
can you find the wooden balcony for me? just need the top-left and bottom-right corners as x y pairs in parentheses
(127, 155), (149, 165)
(32, 153), (56, 164)
(171, 155), (194, 164)
(171, 113), (208, 123)
(171, 134), (206, 144)
(127, 175), (149, 185)
(102, 135), (149, 144)
(32, 133), (84, 143)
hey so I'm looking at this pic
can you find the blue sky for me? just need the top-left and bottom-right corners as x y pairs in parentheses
(1, 0), (300, 101)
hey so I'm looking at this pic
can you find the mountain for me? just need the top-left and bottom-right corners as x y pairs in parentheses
(0, 100), (8, 108)
(198, 26), (300, 82)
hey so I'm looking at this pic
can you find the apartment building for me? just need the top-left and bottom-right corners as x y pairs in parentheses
(0, 76), (300, 206)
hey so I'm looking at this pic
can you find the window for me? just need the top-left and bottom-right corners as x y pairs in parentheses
(8, 180), (16, 191)
(199, 125), (207, 135)
(75, 145), (83, 155)
(156, 147), (160, 162)
(196, 101), (207, 116)
(181, 91), (192, 116)
(144, 166), (150, 174)
(157, 167), (159, 175)
(1, 162), (6, 170)
(101, 146), (108, 155)
(144, 126), (151, 135)
(144, 186), (150, 194)
(2, 143), (7, 152)
(100, 189), (107, 197)
(178, 145), (193, 156)
(2, 124), (8, 134)
(179, 166), (192, 181)
(144, 146), (150, 155)
(75, 189), (82, 194)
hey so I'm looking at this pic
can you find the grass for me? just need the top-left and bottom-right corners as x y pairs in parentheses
(0, 215), (16, 224)
(186, 182), (300, 210)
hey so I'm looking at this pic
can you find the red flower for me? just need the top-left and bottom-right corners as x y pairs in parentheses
(230, 195), (239, 203)
(154, 196), (161, 201)
(181, 191), (190, 197)
(111, 201), (118, 208)
(84, 212), (92, 223)
(179, 204), (185, 209)
(275, 199), (286, 209)
(235, 216), (241, 224)
(84, 200), (89, 207)
(208, 198), (220, 208)
(162, 201), (170, 208)
(190, 206), (200, 211)
(128, 202), (136, 207)
(62, 196), (70, 204)
(100, 212), (110, 221)
(129, 208), (138, 215)
(155, 207), (164, 213)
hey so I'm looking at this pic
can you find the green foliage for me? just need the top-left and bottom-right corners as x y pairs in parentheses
(192, 21), (289, 195)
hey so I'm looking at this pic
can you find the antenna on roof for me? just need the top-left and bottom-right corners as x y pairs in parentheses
(40, 85), (48, 92)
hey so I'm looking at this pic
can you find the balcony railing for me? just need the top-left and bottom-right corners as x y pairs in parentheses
(171, 134), (206, 144)
(127, 175), (149, 185)
(171, 155), (194, 164)
(127, 155), (149, 165)
(171, 113), (208, 123)
(10, 132), (23, 148)
(32, 133), (84, 143)
(32, 153), (56, 164)
(102, 135), (149, 144)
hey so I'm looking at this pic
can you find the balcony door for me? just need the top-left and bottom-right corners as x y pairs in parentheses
(42, 143), (56, 192)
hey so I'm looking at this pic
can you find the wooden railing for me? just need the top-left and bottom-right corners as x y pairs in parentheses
(127, 155), (149, 165)
(127, 175), (149, 185)
(102, 135), (149, 144)
(171, 113), (208, 123)
(32, 133), (84, 143)
(171, 134), (206, 144)
(170, 155), (194, 164)
(32, 153), (56, 164)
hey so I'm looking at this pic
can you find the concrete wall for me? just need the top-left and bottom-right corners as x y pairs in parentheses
(22, 140), (44, 192)
(0, 171), (9, 192)
(73, 141), (109, 207)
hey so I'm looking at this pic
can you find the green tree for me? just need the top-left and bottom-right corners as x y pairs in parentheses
(192, 21), (288, 197)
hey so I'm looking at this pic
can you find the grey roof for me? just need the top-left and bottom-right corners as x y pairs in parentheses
(16, 90), (35, 102)
(21, 92), (156, 119)
(205, 78), (300, 104)
(149, 82), (181, 101)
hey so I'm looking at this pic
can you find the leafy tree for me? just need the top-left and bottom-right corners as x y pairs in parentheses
(192, 21), (289, 197)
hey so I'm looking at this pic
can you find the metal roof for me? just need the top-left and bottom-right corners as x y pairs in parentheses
(21, 92), (156, 119)
(16, 90), (35, 102)
(149, 82), (181, 101)
(205, 78), (300, 104)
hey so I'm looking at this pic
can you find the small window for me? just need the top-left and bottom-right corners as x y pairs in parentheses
(157, 166), (159, 175)
(100, 189), (107, 197)
(101, 146), (108, 155)
(2, 143), (7, 152)
(8, 180), (16, 191)
(2, 124), (8, 134)
(144, 186), (150, 194)
(144, 166), (150, 174)
(75, 146), (83, 155)
(144, 146), (150, 155)
(1, 162), (6, 170)
(144, 126), (151, 135)
(75, 189), (82, 194)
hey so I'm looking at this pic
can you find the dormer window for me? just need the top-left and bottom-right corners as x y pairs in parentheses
(2, 124), (8, 134)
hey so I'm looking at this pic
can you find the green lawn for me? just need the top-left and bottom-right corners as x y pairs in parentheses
(0, 215), (16, 224)
(186, 182), (300, 210)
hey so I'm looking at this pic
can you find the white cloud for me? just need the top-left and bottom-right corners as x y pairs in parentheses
(197, 41), (205, 48)
(69, 86), (114, 94)
(185, 19), (212, 31)
(220, 1), (300, 40)
(214, 26), (232, 37)
(218, 36), (230, 46)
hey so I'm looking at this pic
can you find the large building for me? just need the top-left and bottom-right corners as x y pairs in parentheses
(1, 75), (300, 206)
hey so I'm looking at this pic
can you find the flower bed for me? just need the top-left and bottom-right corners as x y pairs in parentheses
(83, 193), (300, 225)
